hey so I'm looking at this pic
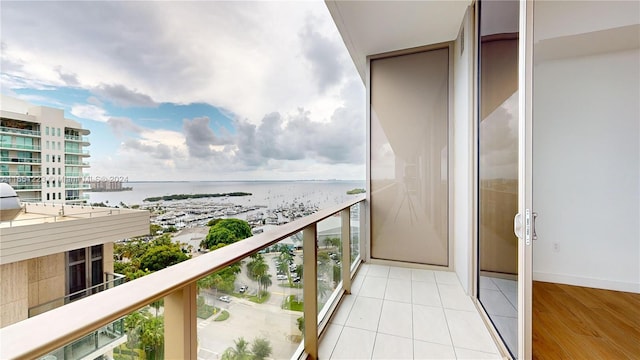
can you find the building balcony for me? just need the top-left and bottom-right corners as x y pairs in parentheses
(64, 148), (90, 156)
(64, 159), (90, 166)
(65, 183), (91, 190)
(64, 134), (90, 145)
(0, 143), (41, 151)
(64, 172), (87, 177)
(12, 184), (42, 191)
(0, 156), (42, 164)
(0, 171), (42, 177)
(0, 126), (41, 137)
(0, 196), (500, 359)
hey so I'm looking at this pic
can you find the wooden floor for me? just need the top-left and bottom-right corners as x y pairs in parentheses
(533, 281), (640, 360)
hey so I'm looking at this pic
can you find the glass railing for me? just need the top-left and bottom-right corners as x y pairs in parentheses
(0, 143), (41, 151)
(29, 273), (126, 318)
(19, 196), (42, 202)
(64, 172), (87, 177)
(64, 159), (90, 166)
(0, 157), (42, 164)
(0, 196), (365, 359)
(65, 183), (91, 189)
(64, 134), (89, 142)
(12, 184), (41, 190)
(1, 171), (42, 177)
(0, 126), (40, 136)
(64, 148), (90, 155)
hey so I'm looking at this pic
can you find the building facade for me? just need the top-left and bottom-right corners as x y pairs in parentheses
(0, 95), (90, 204)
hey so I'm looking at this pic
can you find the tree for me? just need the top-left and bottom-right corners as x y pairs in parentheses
(258, 273), (272, 297)
(221, 337), (251, 360)
(139, 244), (189, 271)
(202, 218), (252, 249)
(251, 337), (272, 360)
(296, 316), (304, 333)
(247, 255), (269, 298)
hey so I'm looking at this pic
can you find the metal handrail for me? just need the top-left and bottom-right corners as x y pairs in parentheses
(0, 195), (365, 359)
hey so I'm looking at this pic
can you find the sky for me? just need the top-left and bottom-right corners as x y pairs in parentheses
(0, 1), (366, 181)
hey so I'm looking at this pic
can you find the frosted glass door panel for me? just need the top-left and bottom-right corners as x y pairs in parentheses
(370, 48), (449, 266)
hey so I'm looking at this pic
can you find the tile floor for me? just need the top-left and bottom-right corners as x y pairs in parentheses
(478, 276), (518, 355)
(319, 264), (503, 359)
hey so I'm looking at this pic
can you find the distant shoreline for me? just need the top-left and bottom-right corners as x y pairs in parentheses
(88, 187), (133, 192)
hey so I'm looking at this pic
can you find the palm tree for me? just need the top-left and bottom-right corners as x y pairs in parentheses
(221, 337), (251, 360)
(247, 255), (269, 298)
(251, 337), (272, 360)
(258, 273), (272, 298)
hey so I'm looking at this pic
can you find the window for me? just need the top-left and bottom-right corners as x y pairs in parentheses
(52, 193), (56, 200)
(46, 168), (49, 175)
(46, 141), (50, 149)
(46, 181), (50, 188)
(0, 164), (8, 176)
(57, 128), (61, 137)
(58, 155), (61, 163)
(58, 168), (61, 175)
(46, 154), (50, 162)
(46, 126), (50, 136)
(57, 142), (61, 150)
(46, 193), (50, 200)
(67, 246), (104, 300)
(58, 192), (62, 200)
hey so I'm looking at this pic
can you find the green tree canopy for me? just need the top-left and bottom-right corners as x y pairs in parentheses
(251, 337), (272, 360)
(140, 244), (189, 272)
(202, 218), (252, 249)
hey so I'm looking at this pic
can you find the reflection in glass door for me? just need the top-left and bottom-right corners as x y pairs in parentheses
(477, 0), (520, 357)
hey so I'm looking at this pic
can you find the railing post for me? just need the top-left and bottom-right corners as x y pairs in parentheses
(302, 223), (318, 359)
(164, 283), (197, 360)
(341, 207), (352, 294)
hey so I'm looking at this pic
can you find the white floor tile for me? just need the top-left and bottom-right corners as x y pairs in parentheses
(478, 289), (517, 317)
(345, 296), (383, 331)
(372, 333), (414, 359)
(413, 304), (452, 346)
(359, 276), (387, 299)
(331, 326), (377, 360)
(445, 309), (499, 354)
(492, 278), (517, 309)
(319, 324), (343, 359)
(367, 264), (391, 278)
(389, 266), (412, 280)
(384, 278), (412, 303)
(330, 294), (356, 325)
(455, 347), (502, 359)
(351, 273), (366, 295)
(434, 271), (461, 285)
(412, 268), (436, 282)
(438, 283), (476, 311)
(378, 300), (413, 338)
(490, 315), (517, 356)
(414, 340), (456, 359)
(479, 276), (500, 291)
(412, 281), (442, 307)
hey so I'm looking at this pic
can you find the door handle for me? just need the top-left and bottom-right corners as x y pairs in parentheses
(532, 212), (538, 241)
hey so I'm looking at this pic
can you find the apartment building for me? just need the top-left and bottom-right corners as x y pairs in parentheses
(0, 183), (149, 358)
(0, 1), (637, 359)
(0, 95), (90, 204)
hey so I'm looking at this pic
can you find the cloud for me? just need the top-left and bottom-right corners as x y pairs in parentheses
(299, 16), (346, 93)
(92, 83), (157, 108)
(55, 66), (79, 86)
(107, 117), (143, 137)
(182, 116), (228, 159)
(70, 104), (109, 122)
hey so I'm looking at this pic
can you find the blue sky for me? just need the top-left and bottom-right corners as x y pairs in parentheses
(1, 1), (365, 181)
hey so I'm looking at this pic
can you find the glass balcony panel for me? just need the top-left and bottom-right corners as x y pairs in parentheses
(196, 236), (303, 360)
(317, 215), (342, 318)
(350, 203), (361, 270)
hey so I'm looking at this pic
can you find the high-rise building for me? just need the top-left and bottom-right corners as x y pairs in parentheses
(1, 95), (90, 204)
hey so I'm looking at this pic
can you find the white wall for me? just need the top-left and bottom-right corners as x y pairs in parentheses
(453, 7), (474, 294)
(532, 3), (640, 292)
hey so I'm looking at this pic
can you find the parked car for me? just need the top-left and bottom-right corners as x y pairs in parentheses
(239, 285), (248, 293)
(293, 277), (301, 283)
(277, 274), (287, 280)
(218, 295), (231, 303)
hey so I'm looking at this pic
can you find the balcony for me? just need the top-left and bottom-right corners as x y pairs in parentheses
(64, 159), (90, 166)
(28, 273), (127, 360)
(64, 134), (90, 144)
(0, 156), (42, 164)
(0, 143), (41, 151)
(0, 195), (499, 359)
(65, 183), (91, 190)
(64, 148), (90, 156)
(0, 126), (41, 137)
(0, 171), (42, 177)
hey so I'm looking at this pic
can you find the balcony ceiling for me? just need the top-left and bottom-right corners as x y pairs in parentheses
(326, 0), (471, 82)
